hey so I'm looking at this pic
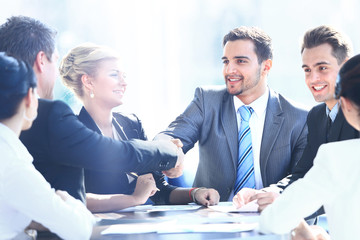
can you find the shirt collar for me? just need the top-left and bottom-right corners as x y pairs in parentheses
(326, 101), (339, 122)
(0, 123), (33, 163)
(233, 87), (269, 117)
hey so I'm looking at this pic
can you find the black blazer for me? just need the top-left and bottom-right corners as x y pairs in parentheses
(275, 103), (359, 219)
(78, 107), (176, 204)
(20, 99), (177, 202)
(277, 103), (359, 188)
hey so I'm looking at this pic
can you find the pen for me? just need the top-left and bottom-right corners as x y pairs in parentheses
(127, 172), (160, 192)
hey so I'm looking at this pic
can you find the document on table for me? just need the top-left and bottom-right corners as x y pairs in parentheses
(102, 223), (159, 234)
(116, 204), (202, 213)
(101, 221), (258, 235)
(208, 201), (259, 213)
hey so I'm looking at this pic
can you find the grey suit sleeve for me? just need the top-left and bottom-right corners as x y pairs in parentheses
(156, 87), (205, 153)
(267, 114), (308, 193)
(289, 121), (308, 172)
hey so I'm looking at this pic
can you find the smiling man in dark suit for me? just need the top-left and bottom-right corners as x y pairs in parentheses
(233, 25), (359, 213)
(156, 26), (308, 201)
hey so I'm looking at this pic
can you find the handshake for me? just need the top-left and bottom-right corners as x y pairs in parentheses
(162, 138), (185, 178)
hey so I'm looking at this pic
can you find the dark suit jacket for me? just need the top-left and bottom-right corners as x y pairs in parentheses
(20, 99), (177, 202)
(78, 107), (176, 204)
(277, 103), (359, 188)
(157, 86), (308, 201)
(273, 103), (359, 219)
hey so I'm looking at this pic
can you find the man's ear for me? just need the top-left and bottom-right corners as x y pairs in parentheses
(34, 51), (47, 73)
(262, 59), (272, 75)
(339, 57), (349, 68)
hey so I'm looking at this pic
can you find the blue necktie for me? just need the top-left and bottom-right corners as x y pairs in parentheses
(234, 105), (256, 194)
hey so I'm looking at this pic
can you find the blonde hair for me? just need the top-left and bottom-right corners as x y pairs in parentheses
(59, 42), (119, 98)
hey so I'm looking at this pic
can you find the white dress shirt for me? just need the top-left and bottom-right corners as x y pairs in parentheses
(259, 139), (360, 240)
(234, 87), (269, 190)
(0, 123), (95, 240)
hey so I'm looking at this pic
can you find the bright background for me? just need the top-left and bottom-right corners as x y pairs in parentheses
(1, 0), (359, 186)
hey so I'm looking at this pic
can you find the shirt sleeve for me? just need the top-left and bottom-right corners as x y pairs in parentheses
(3, 158), (95, 240)
(259, 144), (335, 234)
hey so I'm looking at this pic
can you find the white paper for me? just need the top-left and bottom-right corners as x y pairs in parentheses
(116, 204), (201, 213)
(157, 222), (258, 233)
(101, 223), (158, 235)
(101, 221), (258, 235)
(208, 201), (259, 213)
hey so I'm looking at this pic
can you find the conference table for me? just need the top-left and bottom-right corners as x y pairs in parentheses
(88, 203), (289, 240)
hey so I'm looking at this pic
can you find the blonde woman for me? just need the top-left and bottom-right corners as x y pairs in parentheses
(59, 43), (220, 212)
(0, 53), (94, 239)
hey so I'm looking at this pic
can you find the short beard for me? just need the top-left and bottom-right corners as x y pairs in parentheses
(227, 66), (261, 97)
(229, 88), (243, 96)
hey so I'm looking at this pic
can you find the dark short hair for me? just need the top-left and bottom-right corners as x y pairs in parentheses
(301, 25), (352, 65)
(0, 16), (57, 66)
(335, 54), (360, 108)
(223, 26), (273, 64)
(0, 52), (37, 120)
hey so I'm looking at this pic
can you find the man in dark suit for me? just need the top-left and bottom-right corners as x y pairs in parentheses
(0, 16), (183, 203)
(156, 26), (309, 201)
(233, 25), (359, 212)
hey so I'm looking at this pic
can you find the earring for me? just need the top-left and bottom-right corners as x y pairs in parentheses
(90, 91), (94, 98)
(23, 110), (37, 122)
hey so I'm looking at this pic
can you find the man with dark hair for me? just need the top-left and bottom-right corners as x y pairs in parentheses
(233, 25), (359, 215)
(0, 16), (57, 99)
(0, 15), (183, 203)
(156, 26), (308, 201)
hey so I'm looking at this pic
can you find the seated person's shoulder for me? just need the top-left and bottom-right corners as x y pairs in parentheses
(276, 92), (309, 116)
(39, 99), (72, 111)
(197, 85), (227, 95)
(194, 85), (228, 104)
(39, 99), (74, 115)
(113, 112), (141, 127)
(38, 99), (77, 126)
(317, 139), (360, 176)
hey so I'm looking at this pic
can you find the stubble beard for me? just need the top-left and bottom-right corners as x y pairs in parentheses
(227, 67), (262, 97)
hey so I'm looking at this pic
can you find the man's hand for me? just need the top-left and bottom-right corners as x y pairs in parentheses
(162, 139), (185, 178)
(249, 191), (280, 212)
(194, 188), (220, 206)
(291, 220), (330, 240)
(232, 188), (260, 208)
(132, 173), (158, 205)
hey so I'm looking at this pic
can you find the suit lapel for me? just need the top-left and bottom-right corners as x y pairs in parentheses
(260, 89), (284, 184)
(78, 107), (129, 140)
(220, 92), (238, 170)
(78, 107), (102, 135)
(112, 117), (129, 140)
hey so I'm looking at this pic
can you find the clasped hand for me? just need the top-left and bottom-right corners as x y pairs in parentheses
(162, 138), (185, 178)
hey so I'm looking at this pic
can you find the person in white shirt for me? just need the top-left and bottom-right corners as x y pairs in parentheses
(0, 52), (95, 240)
(259, 53), (360, 239)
